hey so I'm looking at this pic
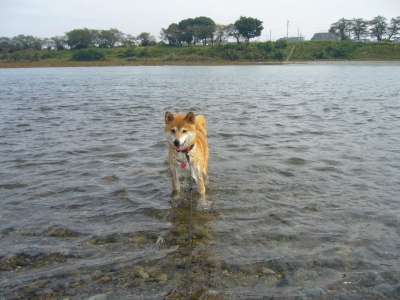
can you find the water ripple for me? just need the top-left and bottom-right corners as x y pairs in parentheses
(1, 65), (400, 299)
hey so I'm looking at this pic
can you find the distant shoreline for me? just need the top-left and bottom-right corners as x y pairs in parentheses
(2, 41), (399, 68)
(1, 60), (400, 68)
(287, 60), (400, 66)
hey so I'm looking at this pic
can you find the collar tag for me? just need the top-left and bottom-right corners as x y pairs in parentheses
(181, 163), (187, 169)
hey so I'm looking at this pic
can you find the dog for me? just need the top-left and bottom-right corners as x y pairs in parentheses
(164, 111), (209, 194)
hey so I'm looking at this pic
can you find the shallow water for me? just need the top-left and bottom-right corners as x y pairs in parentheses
(1, 65), (400, 299)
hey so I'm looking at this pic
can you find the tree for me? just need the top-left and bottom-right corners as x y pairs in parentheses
(234, 16), (264, 42)
(108, 28), (123, 47)
(214, 24), (229, 45)
(369, 16), (388, 42)
(9, 35), (26, 50)
(178, 18), (196, 45)
(226, 24), (242, 44)
(160, 23), (182, 45)
(136, 32), (156, 46)
(66, 28), (93, 49)
(51, 36), (67, 50)
(122, 34), (136, 47)
(6, 35), (44, 51)
(351, 18), (369, 40)
(90, 29), (101, 47)
(9, 35), (44, 50)
(330, 18), (352, 40)
(0, 37), (12, 52)
(42, 38), (53, 50)
(162, 17), (216, 46)
(387, 16), (400, 41)
(31, 36), (45, 50)
(98, 28), (123, 48)
(191, 16), (216, 45)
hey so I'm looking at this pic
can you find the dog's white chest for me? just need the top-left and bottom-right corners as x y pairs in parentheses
(172, 153), (190, 173)
(171, 152), (201, 184)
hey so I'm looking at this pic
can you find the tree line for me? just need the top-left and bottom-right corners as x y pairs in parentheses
(1, 15), (399, 53)
(0, 16), (263, 52)
(0, 28), (132, 52)
(330, 16), (400, 42)
(160, 16), (263, 45)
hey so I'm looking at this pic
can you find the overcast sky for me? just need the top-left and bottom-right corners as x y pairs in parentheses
(1, 0), (399, 41)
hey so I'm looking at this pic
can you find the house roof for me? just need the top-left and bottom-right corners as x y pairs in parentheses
(311, 33), (339, 40)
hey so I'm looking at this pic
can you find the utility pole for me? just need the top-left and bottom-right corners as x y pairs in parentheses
(287, 20), (289, 39)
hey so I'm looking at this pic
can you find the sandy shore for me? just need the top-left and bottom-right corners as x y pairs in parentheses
(287, 60), (400, 66)
(1, 60), (399, 68)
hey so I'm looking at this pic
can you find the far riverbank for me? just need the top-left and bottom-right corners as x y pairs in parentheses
(1, 41), (399, 68)
(1, 60), (400, 69)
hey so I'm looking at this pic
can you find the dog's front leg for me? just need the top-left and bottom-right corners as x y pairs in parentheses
(196, 173), (205, 194)
(170, 169), (180, 191)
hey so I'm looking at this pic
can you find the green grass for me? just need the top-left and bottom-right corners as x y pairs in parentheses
(291, 41), (400, 61)
(1, 41), (399, 67)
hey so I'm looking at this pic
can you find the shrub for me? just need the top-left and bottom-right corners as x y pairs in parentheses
(41, 52), (59, 59)
(274, 50), (284, 60)
(314, 49), (328, 59)
(72, 48), (106, 61)
(327, 42), (357, 59)
(275, 40), (288, 49)
(222, 49), (239, 60)
(121, 47), (137, 58)
(11, 51), (22, 61)
(32, 53), (39, 61)
(136, 48), (149, 58)
(265, 41), (274, 52)
(8, 49), (40, 62)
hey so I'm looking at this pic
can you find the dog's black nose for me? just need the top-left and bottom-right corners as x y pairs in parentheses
(173, 140), (180, 147)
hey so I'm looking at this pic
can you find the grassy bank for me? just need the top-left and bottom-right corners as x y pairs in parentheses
(1, 41), (399, 68)
(290, 41), (400, 61)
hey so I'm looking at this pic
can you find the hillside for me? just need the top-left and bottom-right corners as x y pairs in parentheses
(1, 41), (399, 67)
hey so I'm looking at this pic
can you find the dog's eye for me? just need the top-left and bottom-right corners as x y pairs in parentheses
(171, 129), (176, 133)
(182, 130), (187, 133)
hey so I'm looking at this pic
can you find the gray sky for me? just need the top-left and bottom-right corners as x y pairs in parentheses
(1, 0), (399, 41)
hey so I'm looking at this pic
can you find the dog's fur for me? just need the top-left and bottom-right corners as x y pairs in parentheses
(164, 111), (209, 194)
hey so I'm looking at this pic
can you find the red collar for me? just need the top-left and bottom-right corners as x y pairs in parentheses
(176, 143), (194, 153)
(175, 157), (188, 169)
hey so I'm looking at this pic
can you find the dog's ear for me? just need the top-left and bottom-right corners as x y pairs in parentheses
(185, 112), (195, 124)
(165, 111), (174, 124)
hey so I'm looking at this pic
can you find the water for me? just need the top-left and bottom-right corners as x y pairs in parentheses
(1, 65), (400, 299)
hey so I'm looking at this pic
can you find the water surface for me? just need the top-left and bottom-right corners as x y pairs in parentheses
(1, 65), (400, 299)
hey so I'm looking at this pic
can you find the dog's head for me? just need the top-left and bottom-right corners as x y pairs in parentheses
(164, 111), (196, 151)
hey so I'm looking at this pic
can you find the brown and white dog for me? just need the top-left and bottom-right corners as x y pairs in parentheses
(164, 111), (209, 194)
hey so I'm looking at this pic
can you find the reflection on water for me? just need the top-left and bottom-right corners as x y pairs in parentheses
(0, 65), (400, 299)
